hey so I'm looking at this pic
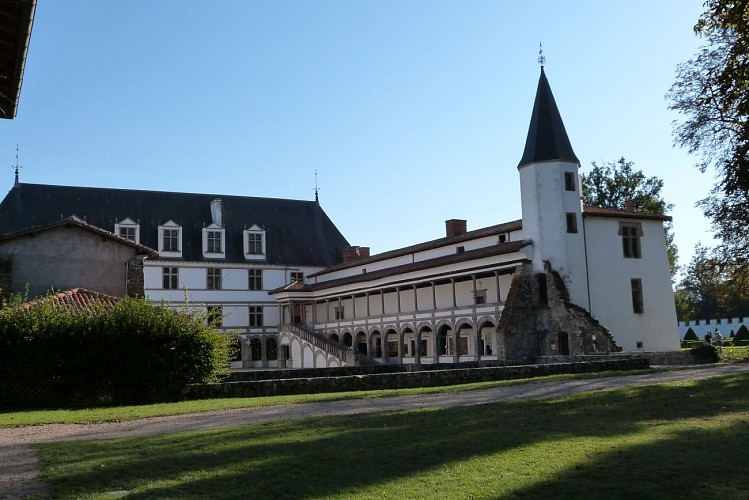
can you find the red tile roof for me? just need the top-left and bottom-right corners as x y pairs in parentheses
(22, 288), (120, 311)
(583, 205), (672, 222)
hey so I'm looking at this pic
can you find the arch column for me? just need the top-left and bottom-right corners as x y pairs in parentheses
(453, 327), (460, 364)
(397, 330), (404, 364)
(413, 284), (418, 312)
(260, 335), (268, 368)
(451, 278), (457, 308)
(415, 329), (422, 365)
(431, 281), (437, 310)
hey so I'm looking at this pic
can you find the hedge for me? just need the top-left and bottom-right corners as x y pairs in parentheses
(0, 295), (233, 409)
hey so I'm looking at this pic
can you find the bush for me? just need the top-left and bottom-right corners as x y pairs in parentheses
(689, 344), (722, 363)
(0, 295), (233, 409)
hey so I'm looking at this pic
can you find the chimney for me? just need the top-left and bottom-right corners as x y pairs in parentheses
(624, 200), (635, 212)
(210, 199), (223, 226)
(342, 246), (370, 262)
(445, 219), (467, 238)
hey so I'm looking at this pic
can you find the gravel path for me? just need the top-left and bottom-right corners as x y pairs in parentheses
(3, 363), (748, 499)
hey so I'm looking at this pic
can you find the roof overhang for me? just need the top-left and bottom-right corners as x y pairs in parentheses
(0, 0), (36, 119)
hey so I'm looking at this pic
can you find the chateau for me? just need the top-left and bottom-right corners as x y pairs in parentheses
(0, 66), (681, 368)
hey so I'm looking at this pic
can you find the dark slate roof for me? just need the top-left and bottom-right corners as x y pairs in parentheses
(309, 219), (523, 278)
(518, 67), (579, 168)
(0, 215), (158, 256)
(0, 183), (349, 266)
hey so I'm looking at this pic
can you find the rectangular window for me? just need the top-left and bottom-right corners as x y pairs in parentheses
(621, 223), (642, 258)
(631, 279), (644, 314)
(290, 271), (304, 283)
(162, 267), (178, 289)
(474, 289), (487, 305)
(248, 269), (263, 290)
(334, 306), (344, 320)
(163, 229), (179, 252)
(564, 172), (576, 191)
(247, 233), (263, 255)
(119, 227), (136, 241)
(456, 246), (465, 254)
(207, 231), (222, 253)
(207, 306), (222, 327)
(249, 305), (263, 327)
(207, 268), (222, 290)
(566, 213), (578, 233)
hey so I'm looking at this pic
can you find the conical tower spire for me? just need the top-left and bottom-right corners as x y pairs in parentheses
(518, 67), (578, 168)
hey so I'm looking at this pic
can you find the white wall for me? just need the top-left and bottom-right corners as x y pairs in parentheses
(585, 217), (680, 351)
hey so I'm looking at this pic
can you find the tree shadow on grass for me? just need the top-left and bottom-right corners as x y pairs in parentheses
(36, 374), (749, 499)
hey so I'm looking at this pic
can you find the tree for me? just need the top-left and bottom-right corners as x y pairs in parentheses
(674, 243), (749, 321)
(581, 157), (678, 277)
(667, 1), (749, 265)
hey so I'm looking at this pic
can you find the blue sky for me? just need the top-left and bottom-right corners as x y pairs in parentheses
(1, 1), (713, 274)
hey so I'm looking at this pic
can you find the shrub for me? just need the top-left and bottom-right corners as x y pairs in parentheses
(689, 344), (722, 363)
(0, 295), (233, 409)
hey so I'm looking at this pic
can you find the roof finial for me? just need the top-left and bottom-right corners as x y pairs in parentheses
(314, 170), (320, 204)
(13, 144), (22, 187)
(538, 42), (546, 68)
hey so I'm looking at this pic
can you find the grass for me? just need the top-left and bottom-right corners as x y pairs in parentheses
(35, 372), (749, 499)
(0, 370), (647, 427)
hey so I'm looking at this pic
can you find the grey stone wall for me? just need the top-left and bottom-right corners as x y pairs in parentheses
(0, 255), (11, 300)
(182, 358), (649, 399)
(498, 263), (620, 363)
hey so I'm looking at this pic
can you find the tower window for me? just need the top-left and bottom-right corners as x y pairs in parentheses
(566, 213), (578, 233)
(620, 223), (642, 258)
(564, 172), (576, 191)
(631, 279), (644, 314)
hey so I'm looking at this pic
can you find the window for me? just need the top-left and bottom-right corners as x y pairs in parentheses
(334, 306), (344, 320)
(631, 279), (644, 314)
(620, 223), (642, 258)
(564, 171), (576, 191)
(243, 225), (266, 259)
(162, 267), (178, 289)
(290, 271), (304, 283)
(247, 233), (262, 254)
(162, 229), (179, 252)
(566, 213), (578, 233)
(207, 268), (222, 290)
(207, 306), (222, 327)
(457, 246), (465, 254)
(248, 269), (263, 290)
(498, 234), (507, 243)
(207, 231), (222, 253)
(119, 226), (136, 241)
(115, 218), (140, 244)
(249, 305), (263, 327)
(474, 289), (487, 305)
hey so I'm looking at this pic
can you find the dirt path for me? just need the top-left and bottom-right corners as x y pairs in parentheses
(3, 363), (748, 499)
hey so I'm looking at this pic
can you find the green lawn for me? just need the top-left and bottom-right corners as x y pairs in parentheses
(0, 371), (640, 427)
(35, 373), (749, 499)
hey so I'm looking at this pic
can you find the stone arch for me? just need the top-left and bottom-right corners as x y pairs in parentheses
(370, 329), (383, 358)
(266, 337), (278, 361)
(355, 331), (368, 355)
(437, 323), (452, 356)
(477, 318), (497, 357)
(291, 339), (302, 368)
(329, 332), (341, 344)
(454, 320), (474, 358)
(384, 328), (399, 359)
(249, 337), (262, 361)
(302, 344), (314, 368)
(415, 321), (433, 334)
(342, 331), (353, 347)
(314, 352), (327, 368)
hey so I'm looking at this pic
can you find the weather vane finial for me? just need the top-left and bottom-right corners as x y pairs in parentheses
(538, 42), (546, 67)
(314, 170), (320, 204)
(13, 144), (23, 187)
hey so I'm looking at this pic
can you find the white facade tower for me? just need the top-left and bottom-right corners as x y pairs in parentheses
(517, 67), (589, 309)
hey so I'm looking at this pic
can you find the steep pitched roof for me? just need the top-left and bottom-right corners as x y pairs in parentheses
(518, 67), (579, 168)
(0, 215), (158, 256)
(0, 183), (349, 266)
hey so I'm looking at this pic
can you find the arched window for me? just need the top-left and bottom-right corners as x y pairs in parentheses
(250, 338), (262, 361)
(266, 338), (278, 361)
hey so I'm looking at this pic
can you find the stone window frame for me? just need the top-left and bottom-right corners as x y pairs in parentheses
(564, 171), (576, 191)
(243, 224), (266, 261)
(202, 224), (225, 258)
(620, 222), (643, 259)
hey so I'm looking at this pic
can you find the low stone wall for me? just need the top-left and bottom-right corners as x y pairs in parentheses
(643, 350), (710, 365)
(184, 358), (649, 400)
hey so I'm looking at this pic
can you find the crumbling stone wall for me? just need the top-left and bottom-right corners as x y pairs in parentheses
(498, 262), (620, 363)
(126, 255), (146, 297)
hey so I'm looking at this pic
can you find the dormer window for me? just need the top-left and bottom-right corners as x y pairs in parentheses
(115, 218), (140, 244)
(243, 225), (266, 260)
(202, 224), (225, 258)
(158, 220), (182, 257)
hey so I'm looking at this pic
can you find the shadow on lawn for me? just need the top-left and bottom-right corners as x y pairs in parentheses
(39, 374), (749, 499)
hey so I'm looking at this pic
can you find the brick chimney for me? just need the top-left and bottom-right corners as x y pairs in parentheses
(624, 200), (636, 212)
(445, 219), (467, 238)
(359, 247), (370, 258)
